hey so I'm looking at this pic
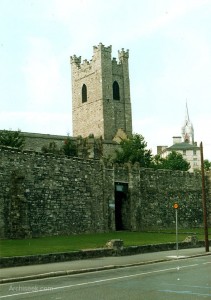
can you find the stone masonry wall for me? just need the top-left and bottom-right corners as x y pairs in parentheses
(0, 146), (106, 238)
(114, 163), (210, 231)
(134, 168), (206, 230)
(0, 146), (210, 239)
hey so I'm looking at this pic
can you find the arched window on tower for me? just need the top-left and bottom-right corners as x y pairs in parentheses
(82, 84), (87, 103)
(113, 81), (120, 100)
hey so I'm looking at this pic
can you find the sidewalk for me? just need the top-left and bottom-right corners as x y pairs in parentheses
(0, 247), (210, 284)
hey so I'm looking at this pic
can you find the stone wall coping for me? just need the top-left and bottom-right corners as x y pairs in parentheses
(0, 145), (102, 163)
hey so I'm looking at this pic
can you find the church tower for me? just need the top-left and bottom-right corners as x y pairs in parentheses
(181, 102), (194, 144)
(157, 102), (200, 172)
(70, 43), (132, 140)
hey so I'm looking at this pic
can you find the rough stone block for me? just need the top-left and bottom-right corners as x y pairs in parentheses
(183, 235), (198, 245)
(106, 239), (124, 250)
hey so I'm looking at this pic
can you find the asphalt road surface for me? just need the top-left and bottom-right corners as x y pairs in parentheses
(0, 256), (210, 299)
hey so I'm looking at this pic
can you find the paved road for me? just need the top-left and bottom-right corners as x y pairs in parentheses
(1, 247), (209, 283)
(0, 255), (210, 299)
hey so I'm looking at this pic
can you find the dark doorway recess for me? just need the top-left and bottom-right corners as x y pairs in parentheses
(115, 182), (129, 231)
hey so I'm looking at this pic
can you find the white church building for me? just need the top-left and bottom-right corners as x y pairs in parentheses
(157, 104), (201, 172)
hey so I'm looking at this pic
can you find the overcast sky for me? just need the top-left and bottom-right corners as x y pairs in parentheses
(1, 0), (211, 159)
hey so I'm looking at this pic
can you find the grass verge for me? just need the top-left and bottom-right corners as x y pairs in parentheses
(0, 229), (209, 257)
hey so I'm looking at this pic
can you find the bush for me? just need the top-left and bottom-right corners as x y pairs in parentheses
(62, 137), (77, 157)
(41, 142), (63, 155)
(0, 130), (25, 149)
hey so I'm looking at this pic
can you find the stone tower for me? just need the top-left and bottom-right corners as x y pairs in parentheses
(70, 43), (132, 140)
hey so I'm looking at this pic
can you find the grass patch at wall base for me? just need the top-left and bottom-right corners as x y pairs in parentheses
(0, 229), (209, 257)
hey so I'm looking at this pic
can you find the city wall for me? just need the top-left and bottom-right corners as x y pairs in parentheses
(0, 145), (210, 239)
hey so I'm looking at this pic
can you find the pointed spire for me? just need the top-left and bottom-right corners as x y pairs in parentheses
(185, 100), (190, 123)
(181, 101), (194, 144)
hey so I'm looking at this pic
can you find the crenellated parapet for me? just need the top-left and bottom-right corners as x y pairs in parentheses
(70, 55), (92, 72)
(93, 42), (112, 55)
(118, 48), (129, 62)
(71, 43), (112, 71)
(71, 44), (129, 71)
(70, 55), (81, 67)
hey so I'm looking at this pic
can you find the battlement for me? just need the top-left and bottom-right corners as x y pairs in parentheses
(118, 48), (129, 62)
(93, 42), (112, 54)
(70, 56), (92, 71)
(71, 44), (129, 70)
(70, 55), (81, 67)
(71, 43), (112, 70)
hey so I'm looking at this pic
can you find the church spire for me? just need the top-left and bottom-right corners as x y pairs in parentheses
(181, 102), (194, 144)
(185, 101), (190, 122)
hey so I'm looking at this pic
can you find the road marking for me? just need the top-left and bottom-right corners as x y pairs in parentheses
(0, 263), (200, 299)
(159, 289), (211, 297)
(166, 255), (187, 258)
(165, 283), (211, 290)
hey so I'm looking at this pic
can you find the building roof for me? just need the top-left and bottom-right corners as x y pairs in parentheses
(167, 142), (200, 151)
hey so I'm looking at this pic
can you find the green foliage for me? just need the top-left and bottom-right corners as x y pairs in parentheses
(0, 130), (25, 149)
(41, 137), (78, 157)
(62, 136), (77, 157)
(154, 151), (190, 171)
(41, 142), (63, 155)
(113, 134), (190, 171)
(204, 159), (211, 171)
(152, 154), (165, 169)
(114, 133), (153, 167)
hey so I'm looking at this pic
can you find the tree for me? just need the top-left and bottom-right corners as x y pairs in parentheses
(62, 136), (77, 157)
(114, 133), (153, 167)
(151, 154), (165, 169)
(157, 151), (190, 171)
(0, 130), (25, 149)
(204, 159), (211, 171)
